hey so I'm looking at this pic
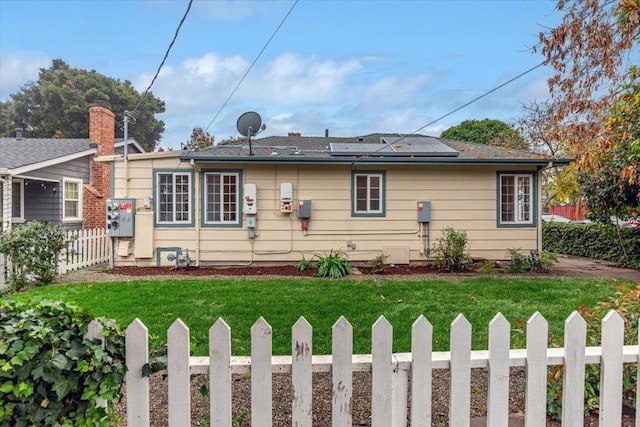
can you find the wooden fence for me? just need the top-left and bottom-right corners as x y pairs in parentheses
(58, 227), (110, 274)
(122, 311), (640, 427)
(0, 228), (109, 287)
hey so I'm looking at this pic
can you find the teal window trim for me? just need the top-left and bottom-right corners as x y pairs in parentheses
(496, 171), (537, 228)
(351, 170), (386, 217)
(153, 169), (195, 227)
(201, 169), (243, 228)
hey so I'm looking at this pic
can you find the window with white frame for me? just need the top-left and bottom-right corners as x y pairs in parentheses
(204, 171), (240, 225)
(63, 178), (83, 221)
(156, 172), (191, 224)
(352, 171), (385, 216)
(499, 173), (533, 225)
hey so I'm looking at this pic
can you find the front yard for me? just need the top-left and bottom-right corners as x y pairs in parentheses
(7, 276), (624, 355)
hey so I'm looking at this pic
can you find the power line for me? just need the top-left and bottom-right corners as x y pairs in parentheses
(372, 61), (545, 154)
(132, 0), (194, 114)
(203, 0), (299, 134)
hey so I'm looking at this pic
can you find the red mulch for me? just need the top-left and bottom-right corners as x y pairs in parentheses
(109, 264), (451, 277)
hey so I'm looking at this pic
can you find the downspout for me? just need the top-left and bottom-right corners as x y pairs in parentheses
(192, 159), (201, 267)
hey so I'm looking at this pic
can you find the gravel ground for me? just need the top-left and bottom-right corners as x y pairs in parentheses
(58, 264), (637, 426)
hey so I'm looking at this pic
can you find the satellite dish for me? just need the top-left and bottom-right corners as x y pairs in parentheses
(237, 111), (263, 137)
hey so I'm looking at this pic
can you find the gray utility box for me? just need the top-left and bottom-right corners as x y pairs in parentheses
(297, 199), (312, 219)
(417, 201), (431, 223)
(106, 198), (136, 237)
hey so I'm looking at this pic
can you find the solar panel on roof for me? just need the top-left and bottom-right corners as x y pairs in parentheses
(329, 136), (458, 157)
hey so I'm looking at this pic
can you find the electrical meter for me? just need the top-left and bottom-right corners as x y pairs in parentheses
(106, 198), (136, 237)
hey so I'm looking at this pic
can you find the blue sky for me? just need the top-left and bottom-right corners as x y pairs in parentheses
(0, 0), (564, 150)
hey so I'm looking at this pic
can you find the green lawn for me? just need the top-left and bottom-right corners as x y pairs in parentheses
(6, 277), (623, 356)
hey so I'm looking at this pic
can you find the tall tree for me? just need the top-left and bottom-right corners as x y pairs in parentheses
(0, 59), (165, 151)
(538, 0), (639, 219)
(440, 119), (529, 150)
(183, 127), (214, 151)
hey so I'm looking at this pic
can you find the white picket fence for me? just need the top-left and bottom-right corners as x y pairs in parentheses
(0, 227), (109, 287)
(58, 227), (110, 274)
(121, 311), (640, 427)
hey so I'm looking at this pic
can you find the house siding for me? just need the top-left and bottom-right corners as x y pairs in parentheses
(111, 157), (540, 266)
(21, 156), (89, 231)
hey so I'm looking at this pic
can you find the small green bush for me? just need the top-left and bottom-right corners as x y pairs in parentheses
(0, 221), (70, 289)
(546, 284), (639, 420)
(296, 256), (315, 272)
(314, 250), (353, 278)
(507, 248), (558, 273)
(0, 300), (126, 426)
(367, 253), (390, 274)
(432, 226), (470, 271)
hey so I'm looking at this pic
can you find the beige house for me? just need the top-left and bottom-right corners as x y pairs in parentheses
(103, 134), (571, 267)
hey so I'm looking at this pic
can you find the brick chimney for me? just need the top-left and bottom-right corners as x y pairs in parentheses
(84, 103), (115, 229)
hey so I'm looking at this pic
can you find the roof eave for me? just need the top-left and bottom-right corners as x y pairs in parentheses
(8, 148), (98, 175)
(181, 155), (573, 166)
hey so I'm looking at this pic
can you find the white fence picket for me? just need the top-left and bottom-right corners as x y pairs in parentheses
(372, 316), (393, 427)
(252, 317), (273, 427)
(292, 317), (313, 427)
(168, 319), (191, 427)
(210, 318), (232, 427)
(525, 312), (548, 427)
(488, 313), (510, 427)
(126, 319), (149, 427)
(117, 312), (640, 427)
(332, 316), (353, 427)
(411, 315), (432, 426)
(450, 314), (472, 427)
(562, 311), (587, 426)
(59, 228), (109, 273)
(599, 310), (624, 426)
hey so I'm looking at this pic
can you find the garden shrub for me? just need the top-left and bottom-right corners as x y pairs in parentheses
(313, 250), (353, 278)
(0, 300), (126, 426)
(367, 253), (390, 274)
(0, 221), (70, 289)
(545, 284), (639, 420)
(543, 222), (640, 269)
(432, 226), (470, 271)
(507, 248), (558, 273)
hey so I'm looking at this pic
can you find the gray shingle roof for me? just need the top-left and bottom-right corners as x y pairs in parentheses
(182, 133), (571, 166)
(0, 138), (95, 170)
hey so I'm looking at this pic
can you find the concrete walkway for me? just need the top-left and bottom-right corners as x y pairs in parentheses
(553, 254), (640, 282)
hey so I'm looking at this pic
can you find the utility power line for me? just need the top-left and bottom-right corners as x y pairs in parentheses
(132, 0), (194, 114)
(203, 0), (299, 134)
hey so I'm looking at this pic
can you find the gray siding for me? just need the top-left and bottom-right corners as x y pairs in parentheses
(23, 180), (61, 225)
(20, 156), (89, 231)
(25, 155), (90, 182)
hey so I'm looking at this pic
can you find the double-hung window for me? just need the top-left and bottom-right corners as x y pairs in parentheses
(155, 171), (192, 225)
(352, 171), (385, 217)
(63, 178), (83, 221)
(203, 171), (241, 226)
(499, 173), (534, 225)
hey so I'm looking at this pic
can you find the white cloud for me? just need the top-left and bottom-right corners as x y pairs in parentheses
(0, 51), (50, 100)
(197, 1), (272, 21)
(130, 51), (547, 149)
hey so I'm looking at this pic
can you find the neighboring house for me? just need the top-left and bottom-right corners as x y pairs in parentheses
(0, 105), (145, 232)
(103, 133), (571, 267)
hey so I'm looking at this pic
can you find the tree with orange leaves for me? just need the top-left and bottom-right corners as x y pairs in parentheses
(538, 0), (639, 219)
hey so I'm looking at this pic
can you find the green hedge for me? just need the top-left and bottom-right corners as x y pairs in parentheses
(543, 222), (640, 270)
